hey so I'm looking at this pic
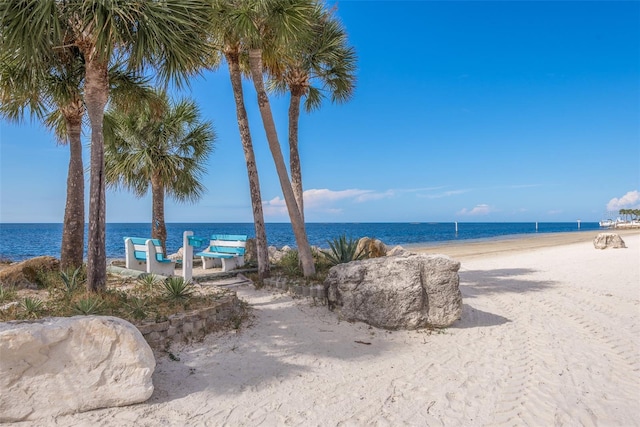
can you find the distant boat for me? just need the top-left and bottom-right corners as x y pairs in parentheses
(599, 219), (616, 227)
(599, 218), (623, 228)
(599, 217), (640, 228)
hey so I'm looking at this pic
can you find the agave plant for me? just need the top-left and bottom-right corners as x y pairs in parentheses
(21, 297), (44, 318)
(73, 297), (104, 315)
(323, 235), (368, 266)
(162, 277), (194, 301)
(137, 274), (160, 293)
(60, 267), (83, 295)
(125, 297), (150, 321)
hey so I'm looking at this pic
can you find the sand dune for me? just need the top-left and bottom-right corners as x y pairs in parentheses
(15, 232), (640, 426)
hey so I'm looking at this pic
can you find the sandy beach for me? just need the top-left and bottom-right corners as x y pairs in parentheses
(14, 230), (640, 426)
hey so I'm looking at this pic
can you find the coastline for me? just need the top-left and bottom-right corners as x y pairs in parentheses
(10, 229), (640, 426)
(407, 228), (640, 260)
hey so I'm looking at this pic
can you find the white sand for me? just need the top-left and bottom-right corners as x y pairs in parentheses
(16, 232), (640, 426)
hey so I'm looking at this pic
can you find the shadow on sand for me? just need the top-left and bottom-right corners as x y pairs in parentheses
(459, 268), (555, 299)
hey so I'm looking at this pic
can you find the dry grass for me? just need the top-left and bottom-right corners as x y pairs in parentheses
(0, 264), (232, 324)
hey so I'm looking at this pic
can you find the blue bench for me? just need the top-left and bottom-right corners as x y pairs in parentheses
(124, 237), (175, 276)
(195, 234), (247, 272)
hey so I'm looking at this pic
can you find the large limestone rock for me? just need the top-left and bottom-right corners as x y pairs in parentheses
(325, 254), (462, 329)
(0, 256), (60, 289)
(0, 316), (155, 422)
(356, 237), (387, 258)
(593, 233), (626, 249)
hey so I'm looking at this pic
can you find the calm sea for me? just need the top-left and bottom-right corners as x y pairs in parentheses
(0, 222), (600, 262)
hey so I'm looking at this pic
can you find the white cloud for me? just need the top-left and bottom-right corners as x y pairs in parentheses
(458, 204), (493, 216)
(262, 188), (394, 217)
(607, 190), (640, 211)
(420, 189), (470, 199)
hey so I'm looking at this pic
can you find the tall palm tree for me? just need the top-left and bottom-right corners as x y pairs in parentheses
(236, 0), (317, 277)
(105, 91), (215, 255)
(1, 0), (212, 291)
(269, 6), (357, 222)
(0, 47), (85, 271)
(210, 0), (271, 279)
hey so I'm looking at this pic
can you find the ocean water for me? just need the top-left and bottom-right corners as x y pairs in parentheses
(0, 222), (600, 262)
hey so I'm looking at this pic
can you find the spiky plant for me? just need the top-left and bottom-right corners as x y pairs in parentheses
(21, 297), (44, 318)
(73, 297), (104, 315)
(323, 235), (368, 266)
(279, 250), (301, 276)
(0, 285), (17, 304)
(162, 277), (194, 301)
(137, 274), (160, 293)
(60, 267), (83, 295)
(125, 297), (150, 321)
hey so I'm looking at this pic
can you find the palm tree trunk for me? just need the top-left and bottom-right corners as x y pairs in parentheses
(60, 112), (85, 271)
(248, 49), (315, 277)
(225, 51), (270, 279)
(151, 174), (167, 256)
(288, 90), (304, 223)
(84, 57), (109, 292)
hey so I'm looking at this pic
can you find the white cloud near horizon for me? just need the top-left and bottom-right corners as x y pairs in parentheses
(607, 190), (640, 211)
(458, 204), (493, 216)
(262, 188), (395, 216)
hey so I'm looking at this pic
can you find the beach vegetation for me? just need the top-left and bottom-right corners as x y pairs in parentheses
(20, 297), (44, 318)
(125, 297), (150, 321)
(280, 250), (302, 276)
(0, 285), (17, 304)
(60, 267), (84, 296)
(267, 4), (357, 225)
(209, 0), (271, 280)
(244, 0), (318, 278)
(137, 274), (161, 293)
(161, 277), (195, 301)
(73, 296), (104, 315)
(211, 0), (323, 278)
(324, 235), (369, 266)
(104, 90), (215, 255)
(1, 0), (212, 292)
(0, 269), (233, 325)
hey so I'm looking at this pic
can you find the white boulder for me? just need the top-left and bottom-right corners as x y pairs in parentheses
(0, 316), (155, 422)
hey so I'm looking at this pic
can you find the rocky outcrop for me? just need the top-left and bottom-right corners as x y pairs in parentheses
(356, 237), (387, 258)
(0, 316), (155, 423)
(325, 254), (462, 329)
(593, 233), (627, 249)
(0, 256), (60, 289)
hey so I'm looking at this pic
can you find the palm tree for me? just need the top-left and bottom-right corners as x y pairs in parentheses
(1, 0), (212, 291)
(236, 0), (317, 277)
(269, 6), (357, 222)
(0, 47), (86, 271)
(210, 0), (271, 279)
(105, 91), (215, 255)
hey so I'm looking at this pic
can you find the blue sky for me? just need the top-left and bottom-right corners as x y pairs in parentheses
(1, 1), (639, 223)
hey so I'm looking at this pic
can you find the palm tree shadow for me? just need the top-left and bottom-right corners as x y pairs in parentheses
(451, 303), (511, 329)
(147, 289), (393, 404)
(460, 268), (556, 299)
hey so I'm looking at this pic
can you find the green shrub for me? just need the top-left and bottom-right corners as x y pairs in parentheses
(0, 285), (17, 304)
(73, 297), (104, 315)
(323, 235), (368, 266)
(162, 277), (194, 301)
(125, 297), (150, 321)
(137, 274), (160, 293)
(21, 297), (44, 318)
(60, 267), (83, 295)
(279, 250), (301, 276)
